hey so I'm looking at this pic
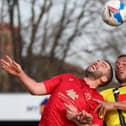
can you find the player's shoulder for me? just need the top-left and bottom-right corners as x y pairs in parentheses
(58, 73), (80, 80)
(101, 86), (126, 94)
(100, 87), (114, 95)
(54, 73), (73, 78)
(60, 73), (77, 78)
(118, 86), (126, 92)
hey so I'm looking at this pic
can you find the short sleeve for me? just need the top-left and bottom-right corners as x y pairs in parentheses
(42, 74), (64, 94)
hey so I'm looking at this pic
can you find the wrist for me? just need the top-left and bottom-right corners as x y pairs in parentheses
(17, 70), (25, 78)
(113, 102), (118, 109)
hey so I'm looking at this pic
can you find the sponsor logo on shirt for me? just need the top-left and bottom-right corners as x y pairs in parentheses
(68, 78), (74, 81)
(58, 89), (79, 105)
(66, 89), (79, 100)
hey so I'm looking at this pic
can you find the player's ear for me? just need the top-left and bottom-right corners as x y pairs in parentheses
(100, 75), (108, 83)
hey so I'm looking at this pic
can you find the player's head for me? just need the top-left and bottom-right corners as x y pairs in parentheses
(85, 60), (113, 86)
(115, 55), (126, 83)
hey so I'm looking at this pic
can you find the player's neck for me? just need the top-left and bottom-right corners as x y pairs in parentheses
(120, 82), (126, 87)
(83, 77), (97, 88)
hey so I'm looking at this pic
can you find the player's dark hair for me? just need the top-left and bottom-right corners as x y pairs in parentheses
(106, 60), (113, 84)
(101, 60), (113, 86)
(116, 54), (126, 83)
(117, 54), (126, 59)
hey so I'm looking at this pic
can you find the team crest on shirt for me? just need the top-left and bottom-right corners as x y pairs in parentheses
(84, 93), (92, 100)
(66, 89), (79, 100)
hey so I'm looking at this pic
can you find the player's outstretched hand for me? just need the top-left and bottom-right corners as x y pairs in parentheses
(64, 103), (78, 121)
(76, 110), (93, 125)
(93, 99), (115, 119)
(0, 56), (23, 76)
(65, 103), (95, 126)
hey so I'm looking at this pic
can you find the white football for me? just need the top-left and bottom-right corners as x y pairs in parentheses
(102, 0), (126, 26)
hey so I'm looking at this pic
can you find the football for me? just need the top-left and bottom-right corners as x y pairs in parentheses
(102, 0), (126, 26)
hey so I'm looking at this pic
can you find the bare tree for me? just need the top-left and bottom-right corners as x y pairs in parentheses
(0, 0), (126, 92)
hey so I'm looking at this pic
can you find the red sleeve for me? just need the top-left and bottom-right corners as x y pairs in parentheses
(42, 74), (64, 94)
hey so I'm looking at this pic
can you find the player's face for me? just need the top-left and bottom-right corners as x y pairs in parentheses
(85, 60), (110, 80)
(115, 57), (126, 83)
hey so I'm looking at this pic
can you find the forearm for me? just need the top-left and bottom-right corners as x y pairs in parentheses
(76, 123), (98, 126)
(0, 56), (47, 95)
(17, 70), (47, 95)
(114, 101), (126, 111)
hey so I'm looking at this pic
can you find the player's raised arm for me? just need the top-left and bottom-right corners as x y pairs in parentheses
(0, 56), (47, 95)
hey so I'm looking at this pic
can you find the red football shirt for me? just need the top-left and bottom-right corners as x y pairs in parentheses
(39, 73), (103, 126)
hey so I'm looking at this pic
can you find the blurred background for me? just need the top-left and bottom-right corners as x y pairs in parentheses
(0, 0), (126, 125)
